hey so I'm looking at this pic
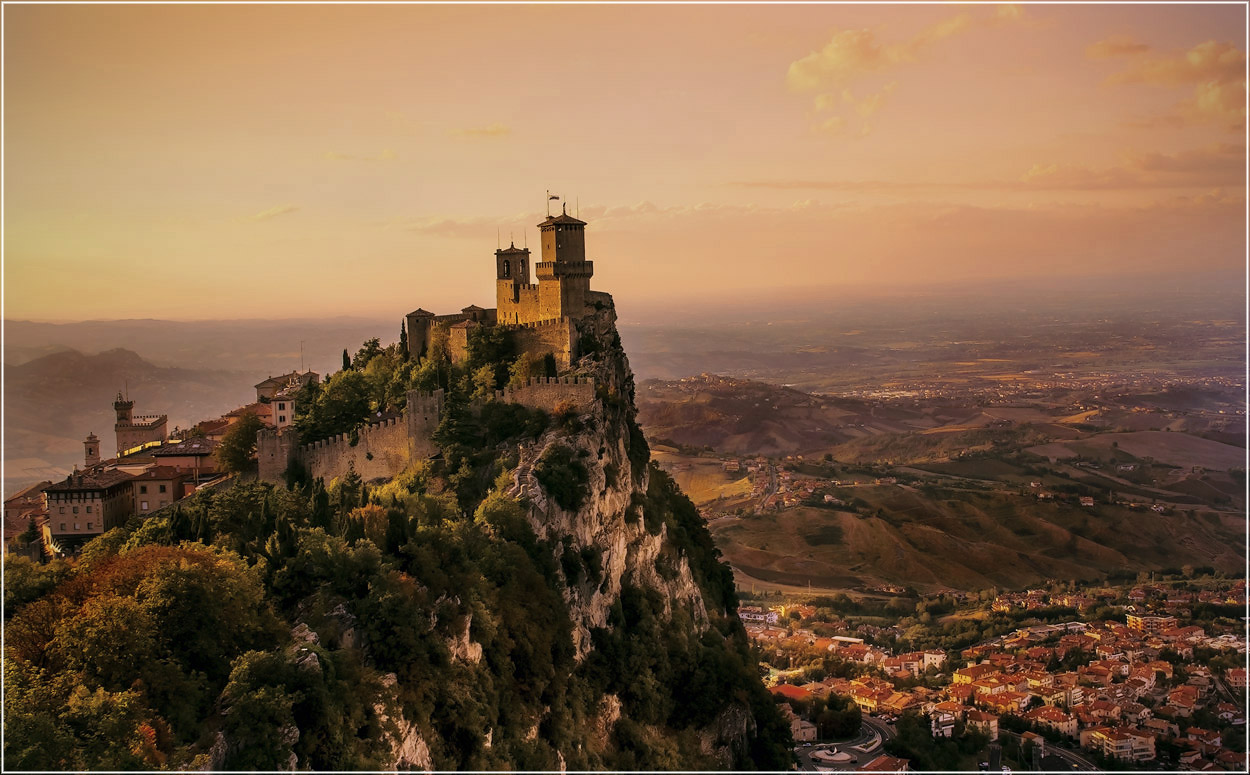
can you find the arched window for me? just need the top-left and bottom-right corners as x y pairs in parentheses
(503, 259), (511, 278)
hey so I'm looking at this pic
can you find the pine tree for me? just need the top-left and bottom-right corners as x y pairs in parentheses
(342, 349), (351, 372)
(310, 478), (331, 529)
(399, 321), (409, 361)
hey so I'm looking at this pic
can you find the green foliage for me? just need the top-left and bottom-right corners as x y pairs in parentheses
(508, 351), (542, 388)
(4, 556), (71, 619)
(352, 337), (383, 370)
(216, 411), (266, 473)
(5, 320), (791, 770)
(533, 444), (590, 511)
(295, 370), (371, 443)
(5, 545), (281, 767)
(465, 325), (515, 390)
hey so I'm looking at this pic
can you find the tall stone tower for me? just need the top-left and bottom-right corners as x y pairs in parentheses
(114, 392), (134, 425)
(536, 204), (593, 320)
(495, 242), (532, 311)
(84, 433), (101, 467)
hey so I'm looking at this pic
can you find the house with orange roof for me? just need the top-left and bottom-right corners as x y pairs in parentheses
(769, 683), (813, 703)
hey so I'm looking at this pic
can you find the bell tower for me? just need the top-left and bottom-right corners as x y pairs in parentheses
(536, 204), (593, 319)
(495, 242), (531, 304)
(84, 432), (101, 467)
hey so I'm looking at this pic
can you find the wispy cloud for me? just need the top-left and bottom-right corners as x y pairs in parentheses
(1086, 35), (1150, 59)
(245, 204), (299, 222)
(448, 123), (511, 139)
(787, 8), (1022, 136)
(731, 143), (1245, 192)
(1104, 40), (1246, 131)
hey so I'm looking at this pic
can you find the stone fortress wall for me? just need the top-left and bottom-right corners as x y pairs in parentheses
(258, 379), (597, 484)
(257, 207), (609, 485)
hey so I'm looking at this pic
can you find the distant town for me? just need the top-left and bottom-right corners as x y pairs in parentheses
(744, 573), (1247, 772)
(3, 369), (317, 557)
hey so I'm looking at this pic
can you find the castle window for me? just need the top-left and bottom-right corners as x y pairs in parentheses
(60, 523), (66, 532)
(503, 259), (511, 278)
(86, 506), (92, 513)
(141, 501), (148, 511)
(159, 485), (167, 493)
(140, 485), (148, 494)
(72, 506), (78, 515)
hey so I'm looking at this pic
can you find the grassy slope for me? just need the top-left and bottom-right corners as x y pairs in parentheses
(710, 488), (1245, 593)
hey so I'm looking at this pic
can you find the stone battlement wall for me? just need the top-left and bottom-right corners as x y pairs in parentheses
(511, 317), (576, 371)
(504, 316), (571, 330)
(301, 416), (411, 483)
(117, 416), (167, 428)
(494, 377), (595, 412)
(258, 390), (445, 484)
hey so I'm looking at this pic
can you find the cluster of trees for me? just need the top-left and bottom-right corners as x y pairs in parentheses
(6, 324), (793, 770)
(883, 710), (988, 770)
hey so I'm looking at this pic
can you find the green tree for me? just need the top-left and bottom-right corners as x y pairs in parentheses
(398, 321), (409, 360)
(341, 349), (351, 372)
(216, 412), (266, 473)
(352, 337), (383, 370)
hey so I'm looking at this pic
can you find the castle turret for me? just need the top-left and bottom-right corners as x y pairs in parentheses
(404, 308), (436, 359)
(536, 204), (593, 319)
(114, 392), (134, 424)
(495, 242), (532, 312)
(84, 432), (101, 467)
(113, 392), (168, 456)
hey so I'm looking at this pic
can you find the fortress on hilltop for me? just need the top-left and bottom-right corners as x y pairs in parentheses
(406, 204), (610, 371)
(258, 202), (611, 484)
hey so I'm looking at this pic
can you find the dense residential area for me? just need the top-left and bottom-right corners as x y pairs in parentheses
(746, 576), (1248, 772)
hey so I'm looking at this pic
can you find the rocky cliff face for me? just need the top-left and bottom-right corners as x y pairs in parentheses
(511, 303), (710, 660)
(490, 300), (772, 768)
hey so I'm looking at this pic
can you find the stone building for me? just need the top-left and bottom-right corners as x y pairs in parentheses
(254, 370), (319, 401)
(404, 205), (606, 370)
(42, 468), (135, 545)
(113, 393), (168, 456)
(130, 465), (189, 516)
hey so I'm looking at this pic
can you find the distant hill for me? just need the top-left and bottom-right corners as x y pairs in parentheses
(4, 316), (395, 375)
(3, 348), (254, 497)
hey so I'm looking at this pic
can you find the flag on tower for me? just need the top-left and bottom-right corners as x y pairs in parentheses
(548, 193), (560, 201)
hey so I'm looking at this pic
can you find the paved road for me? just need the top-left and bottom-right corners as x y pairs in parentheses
(792, 717), (897, 771)
(1000, 729), (1097, 771)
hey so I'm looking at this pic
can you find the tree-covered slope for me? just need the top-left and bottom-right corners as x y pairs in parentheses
(5, 304), (791, 770)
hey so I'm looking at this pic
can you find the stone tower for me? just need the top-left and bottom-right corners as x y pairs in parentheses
(536, 205), (593, 320)
(114, 392), (134, 425)
(495, 242), (532, 308)
(84, 433), (101, 467)
(404, 308), (435, 359)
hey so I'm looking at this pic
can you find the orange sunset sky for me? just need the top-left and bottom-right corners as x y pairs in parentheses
(4, 2), (1246, 322)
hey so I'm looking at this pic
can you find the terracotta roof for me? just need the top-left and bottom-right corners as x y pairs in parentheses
(408, 308), (435, 317)
(769, 684), (813, 702)
(44, 469), (134, 493)
(537, 211), (587, 228)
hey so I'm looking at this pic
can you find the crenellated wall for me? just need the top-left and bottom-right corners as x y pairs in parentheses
(508, 317), (576, 370)
(494, 376), (595, 411)
(256, 370), (602, 486)
(301, 416), (411, 483)
(258, 390), (446, 484)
